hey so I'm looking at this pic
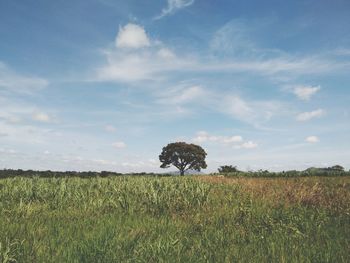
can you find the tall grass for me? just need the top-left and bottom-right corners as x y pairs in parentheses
(0, 176), (349, 262)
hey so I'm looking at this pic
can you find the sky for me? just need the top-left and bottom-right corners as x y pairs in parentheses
(0, 0), (350, 173)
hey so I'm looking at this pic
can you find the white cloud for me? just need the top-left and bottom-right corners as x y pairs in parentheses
(96, 46), (189, 82)
(296, 109), (325, 121)
(156, 85), (285, 127)
(192, 131), (257, 149)
(97, 50), (341, 83)
(98, 24), (347, 84)
(192, 131), (216, 143)
(223, 135), (243, 144)
(157, 85), (205, 105)
(97, 52), (156, 82)
(0, 62), (48, 93)
(105, 125), (117, 132)
(32, 112), (51, 123)
(222, 96), (253, 121)
(94, 23), (346, 129)
(155, 0), (195, 20)
(95, 17), (350, 85)
(217, 96), (284, 127)
(0, 119), (58, 145)
(305, 136), (319, 143)
(292, 85), (321, 100)
(92, 159), (116, 165)
(210, 19), (257, 56)
(204, 58), (334, 75)
(157, 48), (176, 59)
(0, 97), (56, 126)
(241, 141), (258, 149)
(112, 141), (126, 149)
(116, 24), (150, 49)
(121, 159), (159, 169)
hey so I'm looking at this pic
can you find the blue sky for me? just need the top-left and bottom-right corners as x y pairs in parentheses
(0, 0), (349, 172)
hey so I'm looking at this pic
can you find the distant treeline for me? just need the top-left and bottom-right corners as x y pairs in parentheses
(216, 165), (350, 177)
(0, 166), (349, 179)
(0, 169), (168, 179)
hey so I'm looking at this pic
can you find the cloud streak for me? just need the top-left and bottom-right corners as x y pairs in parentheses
(292, 85), (321, 100)
(0, 62), (48, 94)
(96, 24), (347, 84)
(112, 141), (126, 149)
(154, 0), (195, 20)
(192, 131), (258, 149)
(156, 85), (206, 105)
(296, 109), (325, 121)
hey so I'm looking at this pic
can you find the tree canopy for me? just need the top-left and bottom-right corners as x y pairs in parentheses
(218, 165), (239, 173)
(159, 142), (207, 176)
(331, 165), (345, 172)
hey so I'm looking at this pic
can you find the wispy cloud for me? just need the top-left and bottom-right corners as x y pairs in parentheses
(210, 19), (258, 57)
(32, 112), (52, 123)
(217, 96), (285, 127)
(96, 23), (347, 84)
(0, 62), (48, 94)
(241, 141), (258, 149)
(153, 82), (287, 127)
(2, 2), (350, 173)
(191, 131), (257, 149)
(105, 125), (117, 132)
(305, 136), (319, 143)
(192, 131), (243, 144)
(220, 96), (254, 121)
(291, 85), (321, 100)
(98, 50), (338, 84)
(112, 141), (126, 149)
(92, 22), (347, 131)
(296, 109), (325, 121)
(0, 97), (55, 125)
(156, 85), (206, 105)
(154, 0), (195, 20)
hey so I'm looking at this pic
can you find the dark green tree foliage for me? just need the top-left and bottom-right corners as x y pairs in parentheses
(218, 165), (239, 173)
(331, 165), (344, 172)
(159, 142), (207, 176)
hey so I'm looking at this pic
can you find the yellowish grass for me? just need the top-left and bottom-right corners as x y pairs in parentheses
(199, 176), (350, 213)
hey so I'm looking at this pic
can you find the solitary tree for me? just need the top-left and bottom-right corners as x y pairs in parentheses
(159, 142), (207, 176)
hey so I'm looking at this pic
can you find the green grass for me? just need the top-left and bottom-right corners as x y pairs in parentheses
(0, 176), (349, 262)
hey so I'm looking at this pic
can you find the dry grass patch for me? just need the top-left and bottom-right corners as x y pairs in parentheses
(199, 176), (350, 213)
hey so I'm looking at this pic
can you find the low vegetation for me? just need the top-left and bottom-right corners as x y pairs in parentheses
(0, 175), (349, 262)
(1, 165), (349, 180)
(216, 165), (350, 177)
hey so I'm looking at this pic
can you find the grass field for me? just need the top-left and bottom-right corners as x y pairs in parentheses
(0, 175), (349, 262)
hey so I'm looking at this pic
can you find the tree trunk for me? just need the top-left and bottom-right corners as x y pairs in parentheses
(180, 169), (185, 176)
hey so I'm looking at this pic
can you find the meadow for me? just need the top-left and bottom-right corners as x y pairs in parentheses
(0, 175), (349, 262)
